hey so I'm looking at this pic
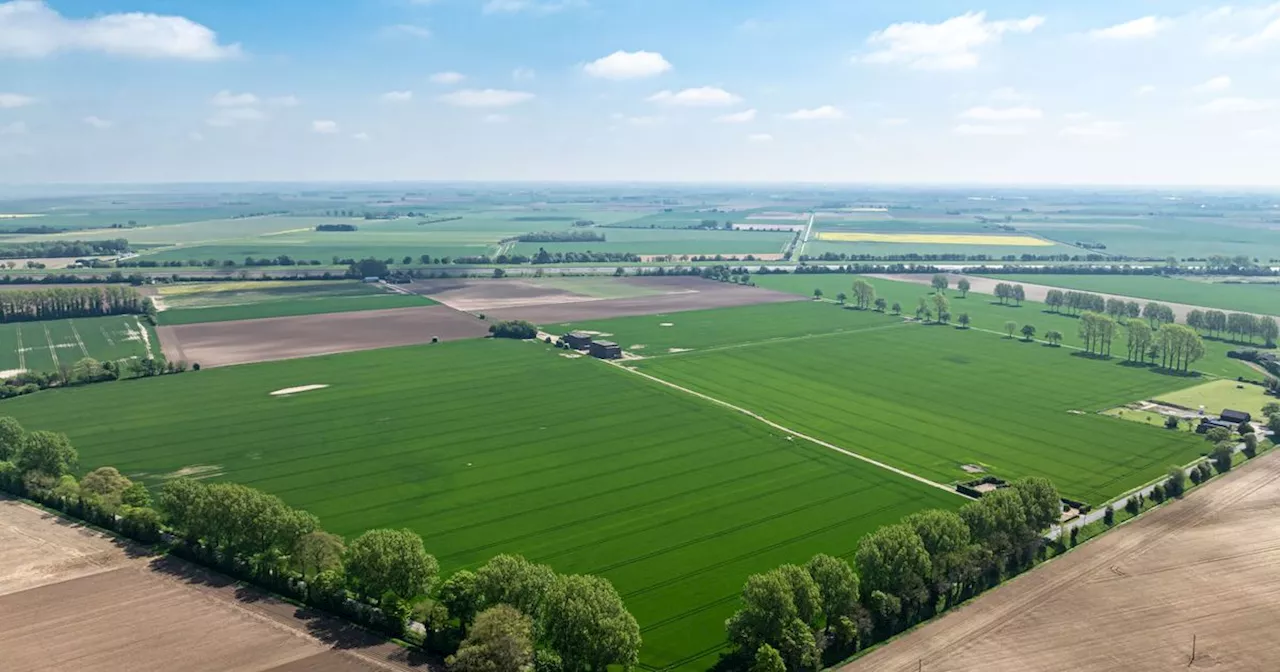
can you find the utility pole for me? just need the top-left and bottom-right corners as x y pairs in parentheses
(1188, 634), (1196, 666)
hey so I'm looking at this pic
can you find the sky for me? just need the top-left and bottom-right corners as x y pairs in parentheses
(3, 0), (1280, 186)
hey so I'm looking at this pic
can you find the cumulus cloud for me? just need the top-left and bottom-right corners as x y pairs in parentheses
(0, 0), (240, 59)
(960, 105), (1043, 121)
(1197, 97), (1276, 114)
(861, 11), (1044, 70)
(648, 87), (742, 107)
(0, 92), (35, 108)
(82, 115), (112, 129)
(311, 120), (339, 134)
(1061, 120), (1125, 138)
(429, 71), (466, 85)
(1089, 16), (1171, 40)
(437, 89), (534, 107)
(784, 105), (844, 120)
(211, 90), (258, 107)
(1208, 9), (1280, 52)
(1191, 76), (1231, 93)
(747, 133), (773, 143)
(583, 50), (672, 80)
(954, 124), (1027, 136)
(381, 90), (414, 102)
(715, 109), (757, 123)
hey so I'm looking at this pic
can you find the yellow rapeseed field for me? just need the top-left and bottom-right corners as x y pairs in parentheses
(816, 232), (1053, 246)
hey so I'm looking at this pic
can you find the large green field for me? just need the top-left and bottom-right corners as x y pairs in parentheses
(983, 274), (1280, 316)
(754, 274), (1258, 379)
(155, 281), (436, 325)
(0, 315), (157, 373)
(0, 340), (957, 670)
(512, 228), (793, 257)
(630, 319), (1205, 504)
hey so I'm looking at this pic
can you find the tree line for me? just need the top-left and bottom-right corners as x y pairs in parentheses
(512, 231), (606, 243)
(721, 478), (1063, 671)
(0, 285), (152, 323)
(1186, 309), (1279, 346)
(315, 224), (359, 232)
(0, 239), (131, 260)
(0, 417), (642, 672)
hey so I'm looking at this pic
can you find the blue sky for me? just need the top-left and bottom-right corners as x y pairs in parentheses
(3, 0), (1280, 185)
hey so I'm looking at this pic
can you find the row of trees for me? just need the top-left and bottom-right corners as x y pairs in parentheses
(1186, 309), (1279, 346)
(0, 417), (642, 672)
(0, 285), (152, 323)
(489, 320), (538, 340)
(0, 239), (130, 260)
(513, 231), (606, 243)
(724, 478), (1063, 670)
(991, 282), (1026, 306)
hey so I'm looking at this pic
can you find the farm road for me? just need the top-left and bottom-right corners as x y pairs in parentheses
(840, 449), (1280, 672)
(870, 273), (1279, 322)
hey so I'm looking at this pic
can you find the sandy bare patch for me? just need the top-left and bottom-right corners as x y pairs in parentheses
(559, 353), (583, 359)
(271, 384), (329, 396)
(162, 465), (224, 480)
(660, 323), (675, 327)
(0, 368), (27, 378)
(668, 347), (693, 354)
(961, 464), (986, 474)
(630, 344), (647, 350)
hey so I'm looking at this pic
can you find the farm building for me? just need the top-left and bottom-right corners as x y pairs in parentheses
(589, 341), (622, 360)
(1197, 418), (1238, 434)
(564, 331), (593, 350)
(1221, 409), (1252, 424)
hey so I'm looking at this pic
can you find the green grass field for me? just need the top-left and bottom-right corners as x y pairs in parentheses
(754, 274), (1258, 379)
(155, 281), (436, 325)
(0, 315), (156, 373)
(983, 274), (1280, 316)
(0, 340), (957, 670)
(634, 322), (1205, 504)
(512, 228), (793, 257)
(1153, 379), (1273, 419)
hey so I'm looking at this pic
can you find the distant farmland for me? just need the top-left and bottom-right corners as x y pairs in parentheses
(0, 315), (156, 374)
(0, 340), (958, 671)
(155, 281), (435, 325)
(983, 273), (1280, 316)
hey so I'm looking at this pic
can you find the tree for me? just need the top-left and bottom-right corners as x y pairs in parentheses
(750, 644), (787, 672)
(1103, 506), (1115, 526)
(958, 313), (971, 329)
(890, 302), (901, 316)
(903, 509), (970, 610)
(543, 574), (641, 672)
(1020, 324), (1036, 341)
(121, 482), (152, 508)
(805, 554), (858, 632)
(1044, 289), (1064, 313)
(1126, 321), (1154, 362)
(1143, 302), (1164, 327)
(440, 570), (482, 632)
(1044, 330), (1062, 346)
(1211, 443), (1234, 473)
(775, 564), (822, 628)
(1186, 309), (1206, 334)
(0, 416), (23, 461)
(726, 569), (819, 672)
(931, 274), (948, 294)
(292, 530), (345, 578)
(489, 320), (538, 340)
(15, 430), (77, 477)
(348, 257), (389, 279)
(1166, 466), (1187, 498)
(1261, 317), (1280, 347)
(813, 288), (824, 300)
(835, 292), (847, 306)
(931, 293), (950, 322)
(1004, 320), (1018, 338)
(474, 554), (557, 618)
(1205, 427), (1231, 444)
(1013, 477), (1062, 532)
(1244, 433), (1259, 458)
(916, 297), (928, 319)
(344, 529), (439, 601)
(1012, 284), (1025, 306)
(79, 466), (132, 510)
(1263, 402), (1280, 418)
(855, 524), (931, 620)
(874, 297), (887, 312)
(852, 280), (876, 310)
(447, 604), (535, 672)
(957, 278), (971, 298)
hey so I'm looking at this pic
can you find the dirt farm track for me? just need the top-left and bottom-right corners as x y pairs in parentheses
(0, 497), (433, 672)
(842, 450), (1280, 672)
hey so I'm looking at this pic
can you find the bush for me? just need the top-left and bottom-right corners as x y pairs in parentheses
(1103, 506), (1115, 526)
(1151, 484), (1166, 503)
(1211, 444), (1234, 473)
(1166, 466), (1187, 498)
(488, 320), (538, 340)
(1125, 497), (1140, 515)
(431, 337), (439, 344)
(1189, 468), (1203, 485)
(192, 363), (201, 371)
(1244, 433), (1259, 458)
(1069, 527), (1079, 547)
(1165, 416), (1180, 430)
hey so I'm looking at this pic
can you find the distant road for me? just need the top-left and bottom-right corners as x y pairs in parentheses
(869, 273), (1280, 321)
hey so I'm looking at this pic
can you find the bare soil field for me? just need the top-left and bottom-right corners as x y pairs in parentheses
(842, 451), (1280, 672)
(870, 273), (1271, 323)
(408, 278), (600, 312)
(483, 276), (804, 324)
(156, 305), (489, 368)
(0, 498), (432, 672)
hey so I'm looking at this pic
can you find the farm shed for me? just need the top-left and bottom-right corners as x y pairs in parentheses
(564, 331), (593, 350)
(1197, 418), (1238, 434)
(1221, 409), (1252, 424)
(589, 340), (622, 360)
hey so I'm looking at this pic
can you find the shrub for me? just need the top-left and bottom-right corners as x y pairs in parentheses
(489, 320), (538, 340)
(1244, 433), (1259, 458)
(1069, 527), (1079, 547)
(1166, 466), (1187, 498)
(1165, 416), (1180, 430)
(1151, 484), (1166, 503)
(192, 363), (201, 371)
(1125, 497), (1140, 515)
(431, 337), (439, 344)
(1211, 443), (1234, 473)
(1189, 468), (1203, 485)
(1103, 506), (1115, 526)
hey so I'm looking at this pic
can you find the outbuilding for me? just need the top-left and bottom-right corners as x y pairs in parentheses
(564, 331), (594, 350)
(1221, 409), (1252, 425)
(1197, 418), (1238, 434)
(589, 340), (622, 360)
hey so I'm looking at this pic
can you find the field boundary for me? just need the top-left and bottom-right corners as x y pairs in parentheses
(68, 319), (89, 357)
(605, 358), (967, 497)
(42, 323), (58, 369)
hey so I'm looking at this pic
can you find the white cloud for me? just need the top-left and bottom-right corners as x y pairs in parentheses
(960, 105), (1043, 121)
(437, 89), (535, 108)
(430, 71), (466, 85)
(1135, 84), (1157, 96)
(211, 90), (258, 107)
(1198, 97), (1276, 114)
(881, 117), (909, 126)
(610, 113), (662, 126)
(512, 67), (536, 81)
(206, 106), (265, 127)
(385, 24), (432, 39)
(267, 95), (299, 107)
(1061, 120), (1125, 138)
(715, 109), (757, 123)
(482, 0), (586, 14)
(648, 87), (742, 107)
(747, 133), (773, 143)
(352, 131), (370, 141)
(1208, 14), (1280, 52)
(1063, 111), (1093, 121)
(1089, 16), (1171, 40)
(0, 0), (240, 59)
(0, 92), (35, 108)
(954, 124), (1027, 136)
(988, 87), (1027, 102)
(0, 121), (26, 135)
(784, 105), (845, 120)
(381, 90), (414, 102)
(82, 115), (112, 129)
(583, 50), (673, 80)
(1191, 76), (1231, 93)
(483, 113), (509, 123)
(861, 11), (1044, 70)
(311, 120), (339, 134)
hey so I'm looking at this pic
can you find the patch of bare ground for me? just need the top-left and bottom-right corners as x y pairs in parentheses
(0, 498), (434, 672)
(488, 277), (805, 324)
(406, 278), (598, 312)
(156, 305), (489, 368)
(841, 450), (1280, 672)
